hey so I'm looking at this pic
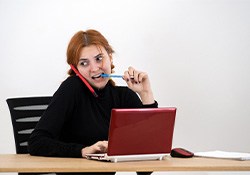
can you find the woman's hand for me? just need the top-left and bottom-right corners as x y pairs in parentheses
(81, 141), (108, 158)
(123, 67), (154, 105)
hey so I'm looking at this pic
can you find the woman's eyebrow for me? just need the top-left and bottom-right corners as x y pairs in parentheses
(79, 58), (88, 61)
(94, 53), (103, 58)
(79, 53), (103, 61)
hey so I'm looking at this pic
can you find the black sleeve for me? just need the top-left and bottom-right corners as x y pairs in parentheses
(28, 77), (84, 158)
(142, 100), (158, 108)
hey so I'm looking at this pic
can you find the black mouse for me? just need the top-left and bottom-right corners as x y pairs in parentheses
(170, 148), (194, 158)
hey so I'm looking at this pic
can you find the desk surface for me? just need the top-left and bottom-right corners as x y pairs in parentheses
(1, 154), (250, 173)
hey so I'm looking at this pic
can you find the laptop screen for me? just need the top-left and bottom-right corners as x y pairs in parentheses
(107, 108), (176, 156)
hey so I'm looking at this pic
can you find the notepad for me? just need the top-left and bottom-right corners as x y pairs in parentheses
(194, 150), (250, 161)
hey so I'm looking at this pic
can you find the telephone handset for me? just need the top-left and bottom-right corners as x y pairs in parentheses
(70, 64), (98, 97)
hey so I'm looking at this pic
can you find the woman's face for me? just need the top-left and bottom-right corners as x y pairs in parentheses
(77, 45), (112, 89)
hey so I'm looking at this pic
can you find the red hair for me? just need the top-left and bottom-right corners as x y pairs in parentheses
(67, 29), (115, 75)
(66, 29), (115, 85)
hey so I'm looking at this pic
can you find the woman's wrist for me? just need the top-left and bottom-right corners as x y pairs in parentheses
(139, 90), (155, 105)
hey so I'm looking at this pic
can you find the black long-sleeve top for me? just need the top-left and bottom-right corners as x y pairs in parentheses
(28, 76), (158, 158)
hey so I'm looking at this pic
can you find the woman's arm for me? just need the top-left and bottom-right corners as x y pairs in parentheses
(28, 77), (84, 158)
(123, 66), (155, 105)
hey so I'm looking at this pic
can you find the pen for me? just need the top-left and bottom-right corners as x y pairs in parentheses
(101, 73), (123, 78)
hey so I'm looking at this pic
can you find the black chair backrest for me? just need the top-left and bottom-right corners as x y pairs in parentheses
(6, 96), (55, 175)
(6, 96), (52, 154)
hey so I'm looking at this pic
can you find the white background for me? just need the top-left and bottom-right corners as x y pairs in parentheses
(0, 0), (250, 175)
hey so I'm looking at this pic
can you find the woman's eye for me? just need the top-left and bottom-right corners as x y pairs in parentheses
(96, 55), (103, 62)
(80, 61), (88, 66)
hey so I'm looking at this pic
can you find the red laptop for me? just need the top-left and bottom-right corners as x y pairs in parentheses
(86, 107), (176, 162)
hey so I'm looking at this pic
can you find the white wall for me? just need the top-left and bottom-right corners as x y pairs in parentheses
(1, 0), (250, 175)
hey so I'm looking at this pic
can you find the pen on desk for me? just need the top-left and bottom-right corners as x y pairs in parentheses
(101, 73), (123, 78)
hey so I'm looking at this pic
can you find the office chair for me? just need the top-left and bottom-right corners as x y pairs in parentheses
(6, 96), (55, 175)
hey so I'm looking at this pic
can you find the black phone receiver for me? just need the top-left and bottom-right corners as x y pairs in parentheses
(70, 64), (98, 97)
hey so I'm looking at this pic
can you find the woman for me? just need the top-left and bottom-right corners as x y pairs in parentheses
(28, 29), (157, 175)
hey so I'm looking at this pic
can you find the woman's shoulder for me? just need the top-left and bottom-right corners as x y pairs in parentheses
(55, 75), (84, 95)
(52, 75), (87, 101)
(61, 75), (82, 88)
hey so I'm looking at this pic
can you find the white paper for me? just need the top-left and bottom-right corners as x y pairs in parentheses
(194, 150), (250, 161)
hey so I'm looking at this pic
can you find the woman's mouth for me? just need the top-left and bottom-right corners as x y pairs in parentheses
(92, 73), (103, 79)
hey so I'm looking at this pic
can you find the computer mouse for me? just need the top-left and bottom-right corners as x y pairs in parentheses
(170, 148), (194, 158)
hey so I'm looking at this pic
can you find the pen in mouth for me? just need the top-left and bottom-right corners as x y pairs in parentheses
(101, 74), (123, 78)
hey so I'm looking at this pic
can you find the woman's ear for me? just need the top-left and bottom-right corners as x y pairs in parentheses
(109, 53), (112, 58)
(109, 54), (115, 73)
(109, 54), (113, 62)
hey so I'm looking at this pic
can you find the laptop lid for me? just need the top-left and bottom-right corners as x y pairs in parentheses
(107, 107), (176, 156)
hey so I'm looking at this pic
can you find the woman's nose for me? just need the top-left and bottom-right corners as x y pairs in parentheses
(89, 62), (100, 72)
